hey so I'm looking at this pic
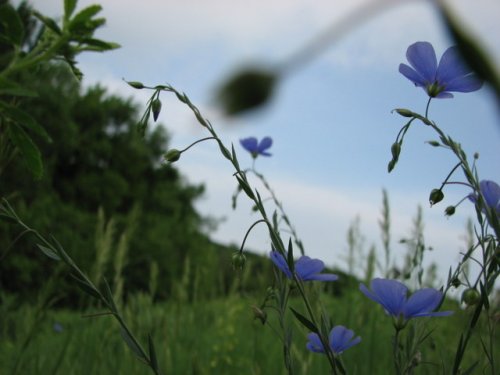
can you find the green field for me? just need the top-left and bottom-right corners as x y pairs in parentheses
(2, 287), (497, 375)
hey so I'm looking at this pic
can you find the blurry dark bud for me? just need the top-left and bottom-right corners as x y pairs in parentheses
(232, 252), (246, 270)
(163, 149), (181, 163)
(251, 305), (267, 325)
(429, 189), (444, 206)
(391, 142), (401, 160)
(462, 288), (480, 306)
(445, 205), (456, 217)
(127, 81), (144, 89)
(451, 277), (461, 288)
(473, 152), (479, 159)
(251, 205), (259, 212)
(394, 108), (414, 117)
(387, 159), (397, 173)
(426, 140), (440, 147)
(152, 98), (162, 122)
(410, 352), (422, 368)
(217, 67), (277, 115)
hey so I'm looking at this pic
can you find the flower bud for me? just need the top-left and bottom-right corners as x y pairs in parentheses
(127, 81), (144, 89)
(217, 67), (276, 115)
(152, 98), (162, 122)
(232, 252), (246, 270)
(251, 305), (267, 325)
(445, 205), (456, 217)
(429, 189), (444, 206)
(394, 108), (414, 117)
(387, 159), (397, 173)
(462, 288), (480, 306)
(451, 277), (461, 288)
(163, 149), (181, 163)
(391, 142), (401, 160)
(426, 140), (440, 147)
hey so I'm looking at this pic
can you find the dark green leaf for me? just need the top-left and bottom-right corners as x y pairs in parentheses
(287, 238), (294, 273)
(290, 307), (318, 333)
(461, 361), (479, 375)
(0, 4), (24, 46)
(64, 0), (78, 19)
(120, 328), (146, 360)
(437, 3), (500, 101)
(37, 244), (61, 261)
(0, 78), (38, 97)
(6, 123), (43, 179)
(148, 334), (160, 372)
(0, 102), (51, 142)
(69, 273), (101, 300)
(33, 12), (62, 35)
(102, 278), (118, 313)
(80, 38), (120, 51)
(70, 4), (102, 27)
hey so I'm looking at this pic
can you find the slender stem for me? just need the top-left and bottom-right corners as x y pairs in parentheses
(239, 219), (267, 253)
(180, 136), (217, 153)
(424, 97), (432, 118)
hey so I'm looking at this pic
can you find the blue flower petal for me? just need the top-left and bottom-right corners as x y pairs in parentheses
(329, 326), (361, 354)
(295, 256), (324, 278)
(480, 180), (500, 211)
(309, 273), (339, 282)
(369, 278), (407, 316)
(406, 42), (437, 83)
(240, 137), (258, 153)
(257, 137), (273, 156)
(399, 64), (428, 87)
(402, 288), (443, 318)
(306, 332), (325, 353)
(270, 251), (292, 278)
(445, 75), (484, 93)
(436, 46), (470, 84)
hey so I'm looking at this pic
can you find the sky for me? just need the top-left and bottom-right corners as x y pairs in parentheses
(31, 0), (499, 286)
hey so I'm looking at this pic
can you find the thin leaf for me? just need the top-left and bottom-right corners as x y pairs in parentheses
(64, 0), (78, 19)
(290, 307), (318, 333)
(0, 4), (24, 46)
(6, 123), (43, 179)
(0, 78), (38, 97)
(148, 334), (160, 372)
(37, 244), (61, 261)
(287, 237), (294, 273)
(120, 328), (146, 360)
(69, 273), (101, 300)
(0, 102), (51, 141)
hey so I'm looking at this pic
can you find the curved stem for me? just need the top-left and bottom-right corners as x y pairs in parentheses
(180, 136), (217, 153)
(239, 219), (267, 253)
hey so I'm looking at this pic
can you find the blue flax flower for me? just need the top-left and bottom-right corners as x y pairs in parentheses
(468, 180), (500, 218)
(399, 41), (483, 98)
(360, 279), (452, 325)
(270, 251), (338, 282)
(240, 137), (272, 158)
(306, 325), (361, 355)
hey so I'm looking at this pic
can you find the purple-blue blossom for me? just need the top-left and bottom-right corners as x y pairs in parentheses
(468, 180), (500, 218)
(360, 279), (453, 324)
(270, 251), (338, 282)
(399, 41), (483, 98)
(306, 325), (361, 355)
(240, 137), (272, 158)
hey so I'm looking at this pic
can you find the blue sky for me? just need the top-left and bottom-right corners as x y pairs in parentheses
(34, 0), (499, 285)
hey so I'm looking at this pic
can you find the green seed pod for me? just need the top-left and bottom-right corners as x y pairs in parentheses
(462, 288), (480, 306)
(387, 159), (397, 173)
(451, 277), (461, 288)
(152, 98), (162, 121)
(394, 108), (414, 117)
(427, 140), (440, 147)
(127, 81), (144, 89)
(429, 189), (444, 206)
(232, 252), (246, 270)
(391, 142), (401, 160)
(163, 149), (181, 163)
(445, 205), (456, 217)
